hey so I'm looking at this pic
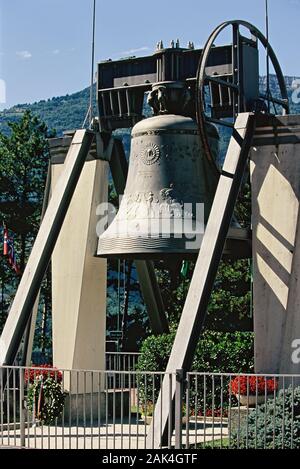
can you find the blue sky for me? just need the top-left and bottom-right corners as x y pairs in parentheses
(0, 0), (299, 110)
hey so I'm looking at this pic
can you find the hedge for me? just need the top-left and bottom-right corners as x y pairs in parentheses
(136, 330), (254, 412)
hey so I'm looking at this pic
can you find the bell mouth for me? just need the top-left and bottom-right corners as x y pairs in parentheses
(96, 227), (252, 261)
(97, 234), (202, 260)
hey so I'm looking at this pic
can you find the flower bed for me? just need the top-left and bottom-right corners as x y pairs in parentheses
(25, 364), (63, 384)
(229, 375), (278, 396)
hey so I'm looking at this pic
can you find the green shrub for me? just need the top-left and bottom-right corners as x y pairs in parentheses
(137, 330), (254, 373)
(232, 385), (300, 449)
(136, 330), (254, 412)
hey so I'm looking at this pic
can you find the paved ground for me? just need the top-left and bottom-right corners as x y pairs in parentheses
(0, 419), (228, 449)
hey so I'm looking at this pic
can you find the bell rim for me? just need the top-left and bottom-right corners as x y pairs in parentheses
(96, 228), (252, 260)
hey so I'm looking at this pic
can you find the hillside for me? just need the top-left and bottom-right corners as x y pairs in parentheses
(1, 75), (299, 139)
(0, 86), (93, 136)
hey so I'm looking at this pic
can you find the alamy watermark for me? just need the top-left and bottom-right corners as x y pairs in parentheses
(291, 339), (300, 365)
(96, 197), (205, 250)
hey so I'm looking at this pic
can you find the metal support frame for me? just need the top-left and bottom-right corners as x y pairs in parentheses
(196, 20), (289, 166)
(174, 368), (184, 449)
(0, 129), (94, 366)
(146, 113), (256, 448)
(109, 139), (169, 334)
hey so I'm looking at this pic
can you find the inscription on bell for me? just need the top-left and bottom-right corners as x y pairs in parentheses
(140, 143), (161, 165)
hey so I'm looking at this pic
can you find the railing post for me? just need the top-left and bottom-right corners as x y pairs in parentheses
(19, 368), (25, 448)
(175, 369), (185, 449)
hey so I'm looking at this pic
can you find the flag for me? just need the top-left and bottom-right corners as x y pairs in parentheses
(3, 224), (8, 256)
(180, 260), (189, 278)
(3, 225), (21, 275)
(7, 236), (21, 275)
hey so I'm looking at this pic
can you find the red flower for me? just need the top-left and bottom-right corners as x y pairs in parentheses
(229, 376), (278, 396)
(24, 364), (63, 384)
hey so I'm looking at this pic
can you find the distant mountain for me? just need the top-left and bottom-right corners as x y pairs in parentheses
(0, 75), (299, 139)
(0, 86), (93, 137)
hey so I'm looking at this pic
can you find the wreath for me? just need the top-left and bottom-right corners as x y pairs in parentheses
(25, 365), (66, 425)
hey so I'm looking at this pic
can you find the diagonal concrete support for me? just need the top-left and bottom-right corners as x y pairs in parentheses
(0, 129), (94, 366)
(146, 113), (256, 448)
(51, 154), (108, 383)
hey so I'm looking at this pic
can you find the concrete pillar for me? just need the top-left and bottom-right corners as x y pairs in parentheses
(251, 115), (300, 374)
(49, 136), (108, 391)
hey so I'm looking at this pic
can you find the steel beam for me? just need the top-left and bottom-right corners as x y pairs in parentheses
(109, 139), (169, 334)
(0, 130), (94, 366)
(146, 113), (256, 448)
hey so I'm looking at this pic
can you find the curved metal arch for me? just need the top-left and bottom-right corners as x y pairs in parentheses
(196, 19), (289, 168)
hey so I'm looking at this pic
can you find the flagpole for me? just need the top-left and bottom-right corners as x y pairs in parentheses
(265, 0), (271, 113)
(89, 0), (96, 126)
(1, 275), (4, 319)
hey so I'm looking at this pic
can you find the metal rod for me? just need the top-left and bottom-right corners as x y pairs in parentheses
(47, 370), (51, 449)
(220, 375), (224, 448)
(265, 0), (271, 113)
(203, 375), (205, 446)
(83, 372), (86, 449)
(207, 75), (239, 90)
(69, 370), (72, 449)
(212, 375), (215, 447)
(259, 93), (289, 108)
(6, 370), (10, 445)
(144, 374), (147, 449)
(128, 373), (132, 450)
(76, 371), (79, 450)
(120, 372), (124, 450)
(186, 374), (190, 449)
(291, 376), (294, 449)
(61, 371), (64, 449)
(113, 372), (116, 450)
(13, 368), (16, 446)
(89, 0), (96, 125)
(136, 372), (140, 450)
(91, 372), (94, 449)
(105, 373), (108, 449)
(98, 371), (101, 450)
(175, 369), (184, 449)
(0, 369), (3, 446)
(282, 376), (286, 449)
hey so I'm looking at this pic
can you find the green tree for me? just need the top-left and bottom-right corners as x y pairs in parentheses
(0, 111), (52, 353)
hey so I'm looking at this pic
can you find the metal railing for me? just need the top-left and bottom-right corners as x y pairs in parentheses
(1, 366), (300, 449)
(105, 352), (140, 372)
(105, 353), (140, 390)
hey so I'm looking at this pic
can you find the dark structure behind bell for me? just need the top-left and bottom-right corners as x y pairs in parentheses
(97, 83), (247, 259)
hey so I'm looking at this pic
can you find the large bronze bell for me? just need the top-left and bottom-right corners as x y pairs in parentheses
(97, 111), (221, 259)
